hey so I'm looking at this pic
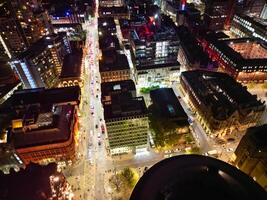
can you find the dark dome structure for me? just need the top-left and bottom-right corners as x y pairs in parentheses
(130, 155), (267, 200)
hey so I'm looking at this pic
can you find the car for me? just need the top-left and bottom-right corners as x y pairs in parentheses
(101, 124), (105, 134)
(91, 112), (94, 115)
(227, 138), (235, 142)
(100, 118), (102, 121)
(95, 124), (98, 129)
(98, 140), (101, 146)
(96, 95), (98, 98)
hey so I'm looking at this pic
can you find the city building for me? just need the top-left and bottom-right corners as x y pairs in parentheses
(99, 6), (130, 19)
(203, 0), (230, 31)
(244, 0), (266, 16)
(150, 88), (188, 125)
(161, 0), (181, 22)
(59, 48), (83, 87)
(260, 3), (267, 19)
(98, 17), (117, 38)
(104, 94), (148, 155)
(48, 1), (91, 24)
(0, 61), (21, 104)
(201, 33), (267, 82)
(180, 70), (265, 137)
(0, 0), (52, 59)
(177, 26), (213, 70)
(99, 35), (121, 52)
(10, 33), (71, 89)
(99, 50), (131, 83)
(149, 88), (190, 141)
(130, 15), (180, 87)
(0, 163), (73, 200)
(101, 80), (136, 103)
(233, 124), (267, 190)
(0, 86), (81, 165)
(99, 0), (124, 7)
(231, 14), (267, 42)
(130, 155), (267, 200)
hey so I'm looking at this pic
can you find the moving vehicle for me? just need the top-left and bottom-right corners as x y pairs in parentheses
(101, 124), (105, 134)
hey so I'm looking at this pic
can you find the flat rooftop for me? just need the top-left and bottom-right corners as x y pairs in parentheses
(11, 104), (74, 149)
(17, 33), (66, 60)
(150, 88), (188, 121)
(181, 70), (265, 120)
(60, 48), (83, 79)
(101, 80), (136, 97)
(131, 16), (178, 43)
(99, 50), (130, 72)
(99, 35), (120, 51)
(104, 95), (148, 120)
(131, 155), (267, 200)
(205, 33), (267, 69)
(247, 124), (267, 150)
(9, 86), (80, 106)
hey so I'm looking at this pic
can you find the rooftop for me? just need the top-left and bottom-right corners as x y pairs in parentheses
(99, 35), (120, 51)
(150, 88), (188, 122)
(204, 32), (267, 69)
(17, 33), (67, 60)
(99, 50), (130, 72)
(181, 70), (265, 120)
(247, 124), (267, 151)
(101, 80), (136, 99)
(130, 15), (178, 44)
(131, 155), (267, 200)
(0, 163), (62, 200)
(8, 86), (80, 106)
(177, 26), (211, 67)
(104, 95), (148, 120)
(60, 48), (83, 79)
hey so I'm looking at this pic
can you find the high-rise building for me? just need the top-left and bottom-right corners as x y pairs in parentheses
(0, 0), (52, 59)
(231, 14), (267, 42)
(180, 70), (265, 137)
(10, 33), (71, 89)
(201, 33), (267, 82)
(104, 95), (149, 155)
(232, 124), (267, 190)
(99, 50), (131, 83)
(203, 0), (230, 30)
(0, 86), (80, 166)
(99, 0), (124, 7)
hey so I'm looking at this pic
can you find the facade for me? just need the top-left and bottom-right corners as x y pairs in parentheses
(99, 0), (124, 7)
(180, 70), (265, 137)
(130, 15), (180, 87)
(233, 124), (267, 190)
(231, 14), (267, 42)
(201, 34), (267, 82)
(99, 50), (131, 83)
(177, 26), (212, 70)
(0, 0), (51, 59)
(104, 95), (149, 155)
(130, 15), (179, 69)
(59, 48), (83, 87)
(0, 86), (81, 166)
(10, 33), (71, 89)
(99, 6), (130, 19)
(0, 61), (21, 104)
(0, 163), (73, 199)
(136, 63), (180, 87)
(203, 0), (230, 31)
